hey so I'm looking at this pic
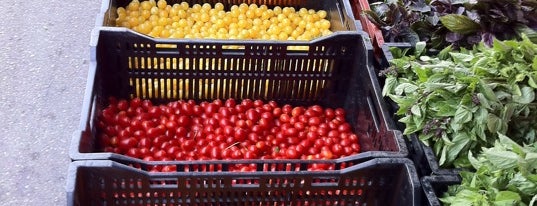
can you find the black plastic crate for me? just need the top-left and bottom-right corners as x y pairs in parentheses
(96, 0), (360, 40)
(420, 175), (461, 206)
(71, 26), (407, 164)
(66, 158), (421, 206)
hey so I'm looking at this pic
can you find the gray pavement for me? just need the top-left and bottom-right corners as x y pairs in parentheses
(0, 0), (100, 205)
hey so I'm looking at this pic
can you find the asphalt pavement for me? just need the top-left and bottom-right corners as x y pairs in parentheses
(0, 1), (100, 205)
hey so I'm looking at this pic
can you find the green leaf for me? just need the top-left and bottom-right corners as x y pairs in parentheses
(494, 191), (521, 206)
(484, 150), (519, 170)
(493, 39), (512, 54)
(448, 132), (471, 163)
(434, 101), (457, 117)
(454, 106), (472, 124)
(415, 41), (426, 56)
(439, 144), (448, 166)
(525, 153), (537, 172)
(403, 123), (420, 135)
(533, 56), (537, 70)
(468, 151), (481, 169)
(476, 93), (491, 109)
(515, 73), (527, 83)
(382, 77), (397, 96)
(508, 173), (537, 196)
(479, 80), (499, 103)
(487, 114), (502, 134)
(438, 45), (453, 60)
(394, 83), (418, 95)
(411, 104), (422, 117)
(528, 75), (537, 89)
(501, 103), (516, 123)
(439, 14), (481, 35)
(415, 66), (429, 83)
(450, 52), (474, 63)
(498, 133), (524, 153)
(441, 189), (485, 206)
(512, 84), (522, 97)
(513, 86), (535, 104)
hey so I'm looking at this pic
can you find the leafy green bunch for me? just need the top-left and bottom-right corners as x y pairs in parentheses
(382, 35), (537, 167)
(441, 134), (537, 206)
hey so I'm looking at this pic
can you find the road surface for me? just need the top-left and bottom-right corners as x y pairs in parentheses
(0, 0), (100, 205)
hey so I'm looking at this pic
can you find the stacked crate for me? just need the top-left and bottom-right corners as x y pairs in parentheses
(67, 0), (421, 205)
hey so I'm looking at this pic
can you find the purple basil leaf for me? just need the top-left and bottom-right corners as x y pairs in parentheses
(446, 32), (464, 42)
(521, 5), (534, 13)
(466, 10), (480, 22)
(401, 28), (421, 45)
(466, 34), (482, 45)
(456, 7), (466, 15)
(410, 1), (432, 12)
(482, 32), (494, 46)
(427, 13), (441, 25)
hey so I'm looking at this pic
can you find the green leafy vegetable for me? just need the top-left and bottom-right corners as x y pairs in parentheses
(382, 35), (537, 167)
(441, 135), (537, 206)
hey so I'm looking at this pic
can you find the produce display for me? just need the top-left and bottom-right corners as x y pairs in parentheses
(441, 134), (537, 206)
(364, 0), (537, 50)
(115, 0), (332, 41)
(381, 36), (537, 168)
(97, 97), (361, 172)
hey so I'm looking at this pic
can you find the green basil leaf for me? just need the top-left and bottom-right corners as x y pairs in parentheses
(528, 75), (537, 89)
(439, 144), (448, 166)
(411, 104), (422, 117)
(438, 45), (453, 60)
(512, 84), (522, 97)
(382, 77), (397, 96)
(448, 132), (471, 163)
(439, 14), (481, 35)
(394, 82), (418, 95)
(508, 173), (537, 196)
(532, 56), (537, 70)
(501, 103), (516, 122)
(494, 191), (521, 206)
(468, 151), (481, 169)
(515, 73), (527, 83)
(513, 86), (535, 104)
(415, 41), (426, 56)
(476, 93), (491, 109)
(484, 150), (519, 170)
(498, 133), (524, 152)
(479, 80), (499, 103)
(454, 106), (472, 124)
(449, 52), (474, 63)
(525, 153), (537, 172)
(403, 123), (420, 135)
(487, 114), (502, 134)
(434, 101), (457, 117)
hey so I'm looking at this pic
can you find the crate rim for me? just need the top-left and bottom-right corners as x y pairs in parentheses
(420, 175), (462, 206)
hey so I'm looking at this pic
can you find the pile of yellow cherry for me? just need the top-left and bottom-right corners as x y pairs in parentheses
(115, 0), (333, 40)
